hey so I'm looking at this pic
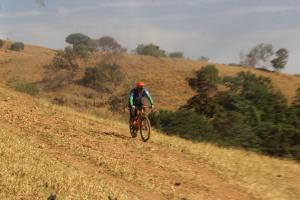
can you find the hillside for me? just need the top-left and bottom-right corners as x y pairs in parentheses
(0, 83), (300, 200)
(1, 44), (300, 199)
(0, 44), (300, 111)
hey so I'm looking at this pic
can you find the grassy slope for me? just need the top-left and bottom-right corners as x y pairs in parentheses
(1, 45), (300, 111)
(0, 84), (299, 200)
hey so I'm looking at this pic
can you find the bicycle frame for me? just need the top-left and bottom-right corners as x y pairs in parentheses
(134, 107), (146, 129)
(130, 105), (152, 142)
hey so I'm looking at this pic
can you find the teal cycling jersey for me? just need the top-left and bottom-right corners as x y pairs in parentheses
(128, 88), (154, 106)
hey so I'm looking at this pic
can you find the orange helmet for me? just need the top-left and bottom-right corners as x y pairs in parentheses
(136, 81), (145, 87)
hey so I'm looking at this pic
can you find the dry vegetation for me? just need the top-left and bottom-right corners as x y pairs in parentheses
(153, 134), (300, 200)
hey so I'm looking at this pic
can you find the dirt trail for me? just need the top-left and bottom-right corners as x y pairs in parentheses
(0, 89), (254, 200)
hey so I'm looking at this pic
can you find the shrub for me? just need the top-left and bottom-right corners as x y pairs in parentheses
(169, 52), (184, 58)
(149, 109), (215, 141)
(81, 63), (124, 92)
(10, 42), (25, 51)
(108, 91), (128, 113)
(7, 78), (39, 96)
(213, 111), (260, 149)
(135, 43), (166, 57)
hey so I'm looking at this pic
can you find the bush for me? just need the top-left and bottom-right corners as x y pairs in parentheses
(7, 79), (39, 96)
(10, 42), (24, 51)
(0, 40), (4, 48)
(169, 52), (184, 58)
(213, 111), (260, 149)
(254, 122), (300, 157)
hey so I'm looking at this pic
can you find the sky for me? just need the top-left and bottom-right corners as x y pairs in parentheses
(0, 0), (300, 74)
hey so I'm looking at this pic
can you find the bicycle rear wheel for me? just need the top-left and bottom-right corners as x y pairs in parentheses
(140, 116), (151, 142)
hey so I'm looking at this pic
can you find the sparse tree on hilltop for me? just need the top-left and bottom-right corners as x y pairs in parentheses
(65, 33), (95, 59)
(135, 43), (167, 57)
(66, 33), (91, 46)
(240, 43), (274, 68)
(198, 56), (210, 62)
(96, 36), (126, 53)
(271, 48), (289, 71)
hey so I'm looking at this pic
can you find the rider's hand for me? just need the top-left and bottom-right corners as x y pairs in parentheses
(131, 105), (136, 110)
(151, 104), (154, 109)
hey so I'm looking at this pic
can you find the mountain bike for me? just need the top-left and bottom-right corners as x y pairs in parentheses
(129, 106), (151, 142)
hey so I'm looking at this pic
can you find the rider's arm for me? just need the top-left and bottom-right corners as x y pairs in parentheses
(129, 91), (134, 106)
(144, 90), (154, 105)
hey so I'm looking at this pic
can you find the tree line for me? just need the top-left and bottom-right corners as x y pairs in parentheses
(150, 65), (300, 160)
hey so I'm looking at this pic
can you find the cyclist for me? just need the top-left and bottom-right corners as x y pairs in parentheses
(128, 82), (154, 127)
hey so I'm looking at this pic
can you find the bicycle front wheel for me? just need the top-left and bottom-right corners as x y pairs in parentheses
(140, 116), (151, 142)
(129, 120), (137, 138)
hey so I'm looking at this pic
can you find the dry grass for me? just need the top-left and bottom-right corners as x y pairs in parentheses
(0, 127), (138, 200)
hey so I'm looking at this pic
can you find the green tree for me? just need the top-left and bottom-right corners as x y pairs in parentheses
(66, 33), (91, 46)
(222, 71), (288, 123)
(271, 48), (289, 71)
(188, 65), (220, 94)
(182, 65), (221, 117)
(65, 33), (95, 59)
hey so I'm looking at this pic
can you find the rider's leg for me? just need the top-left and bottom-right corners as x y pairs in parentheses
(129, 105), (134, 122)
